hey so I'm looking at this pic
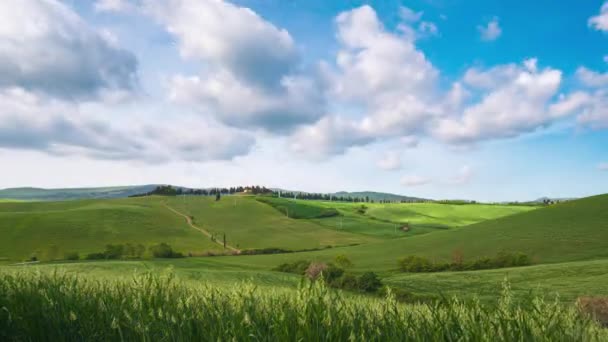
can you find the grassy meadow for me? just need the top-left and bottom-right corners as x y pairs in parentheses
(1, 192), (608, 339)
(1, 270), (606, 341)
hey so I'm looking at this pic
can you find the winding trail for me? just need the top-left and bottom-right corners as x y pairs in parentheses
(164, 204), (240, 253)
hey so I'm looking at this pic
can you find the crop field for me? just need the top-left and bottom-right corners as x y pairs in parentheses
(1, 270), (606, 341)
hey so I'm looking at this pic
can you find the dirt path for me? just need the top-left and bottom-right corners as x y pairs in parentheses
(164, 204), (240, 253)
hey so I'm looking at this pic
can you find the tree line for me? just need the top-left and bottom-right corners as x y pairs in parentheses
(131, 185), (273, 197)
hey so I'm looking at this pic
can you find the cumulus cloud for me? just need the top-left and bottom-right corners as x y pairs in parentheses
(291, 5), (440, 157)
(148, 0), (323, 132)
(576, 67), (608, 87)
(0, 87), (253, 162)
(589, 2), (608, 31)
(434, 59), (568, 144)
(377, 151), (402, 171)
(0, 0), (138, 100)
(448, 165), (473, 185)
(401, 175), (431, 186)
(94, 0), (137, 12)
(478, 18), (502, 41)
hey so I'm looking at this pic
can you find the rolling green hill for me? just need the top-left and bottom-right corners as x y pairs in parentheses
(164, 196), (377, 251)
(0, 185), (157, 201)
(0, 197), (221, 261)
(223, 194), (608, 272)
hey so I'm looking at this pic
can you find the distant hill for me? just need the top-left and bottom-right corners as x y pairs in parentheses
(332, 191), (427, 202)
(337, 193), (608, 267)
(0, 185), (158, 201)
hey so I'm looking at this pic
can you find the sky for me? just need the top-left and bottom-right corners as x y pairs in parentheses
(1, 0), (607, 202)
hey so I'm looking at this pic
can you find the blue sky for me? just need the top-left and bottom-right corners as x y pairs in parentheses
(0, 0), (607, 201)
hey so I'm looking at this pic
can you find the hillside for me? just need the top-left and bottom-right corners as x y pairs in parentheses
(0, 185), (157, 201)
(0, 197), (221, 260)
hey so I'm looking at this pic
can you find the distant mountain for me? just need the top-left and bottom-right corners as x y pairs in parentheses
(0, 185), (158, 201)
(332, 191), (427, 202)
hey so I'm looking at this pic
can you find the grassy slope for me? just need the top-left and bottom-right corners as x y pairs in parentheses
(6, 257), (608, 303)
(0, 185), (157, 201)
(178, 194), (608, 273)
(0, 197), (220, 260)
(384, 259), (608, 302)
(164, 196), (377, 250)
(363, 202), (536, 228)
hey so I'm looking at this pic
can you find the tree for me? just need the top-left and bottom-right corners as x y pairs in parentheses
(223, 233), (226, 249)
(216, 192), (221, 201)
(357, 272), (382, 292)
(334, 254), (353, 268)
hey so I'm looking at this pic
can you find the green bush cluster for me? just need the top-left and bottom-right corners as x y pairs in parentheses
(149, 243), (184, 258)
(274, 260), (382, 293)
(398, 251), (532, 273)
(0, 271), (605, 341)
(84, 243), (182, 260)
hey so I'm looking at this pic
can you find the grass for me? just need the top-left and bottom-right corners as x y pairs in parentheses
(384, 259), (608, 302)
(1, 270), (606, 341)
(0, 197), (221, 261)
(345, 201), (536, 229)
(164, 196), (377, 250)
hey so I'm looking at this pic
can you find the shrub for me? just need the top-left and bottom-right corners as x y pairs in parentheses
(334, 254), (353, 268)
(150, 243), (184, 258)
(357, 272), (382, 293)
(64, 252), (79, 261)
(103, 244), (124, 260)
(399, 256), (435, 272)
(305, 262), (328, 281)
(578, 297), (608, 327)
(273, 260), (311, 274)
(85, 252), (106, 260)
(399, 252), (532, 273)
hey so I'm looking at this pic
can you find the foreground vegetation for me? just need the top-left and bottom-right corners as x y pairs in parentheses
(1, 271), (606, 341)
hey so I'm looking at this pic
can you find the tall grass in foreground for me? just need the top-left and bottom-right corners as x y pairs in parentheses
(0, 271), (606, 341)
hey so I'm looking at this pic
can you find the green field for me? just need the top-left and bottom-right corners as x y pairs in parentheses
(2, 192), (608, 338)
(0, 197), (221, 260)
(3, 270), (605, 341)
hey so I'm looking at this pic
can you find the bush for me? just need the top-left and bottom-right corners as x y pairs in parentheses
(334, 254), (353, 268)
(305, 262), (328, 281)
(357, 272), (382, 293)
(103, 244), (124, 260)
(64, 252), (79, 261)
(150, 243), (184, 258)
(241, 248), (292, 255)
(399, 252), (532, 273)
(578, 296), (608, 327)
(273, 260), (311, 274)
(399, 256), (435, 272)
(85, 252), (106, 260)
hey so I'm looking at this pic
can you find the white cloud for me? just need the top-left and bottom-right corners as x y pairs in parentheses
(0, 87), (254, 162)
(599, 162), (608, 171)
(148, 0), (323, 132)
(576, 67), (608, 87)
(434, 59), (567, 144)
(292, 5), (440, 158)
(401, 175), (431, 186)
(478, 18), (502, 41)
(448, 165), (473, 185)
(0, 0), (138, 99)
(377, 151), (402, 171)
(418, 21), (439, 36)
(94, 0), (136, 13)
(399, 6), (423, 23)
(589, 3), (608, 31)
